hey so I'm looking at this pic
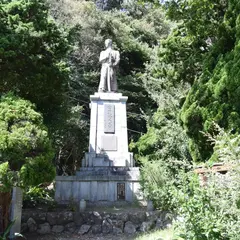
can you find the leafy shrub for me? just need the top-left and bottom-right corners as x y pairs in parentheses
(134, 108), (192, 212)
(0, 220), (24, 240)
(176, 127), (240, 240)
(23, 186), (55, 208)
(140, 160), (182, 211)
(0, 0), (70, 122)
(0, 163), (14, 193)
(179, 0), (240, 162)
(177, 170), (240, 240)
(0, 94), (55, 191)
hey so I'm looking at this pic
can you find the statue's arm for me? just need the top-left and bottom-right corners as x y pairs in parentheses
(113, 51), (120, 66)
(99, 51), (108, 63)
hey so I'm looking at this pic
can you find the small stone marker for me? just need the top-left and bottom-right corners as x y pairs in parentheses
(79, 199), (86, 212)
(104, 104), (115, 133)
(10, 187), (23, 239)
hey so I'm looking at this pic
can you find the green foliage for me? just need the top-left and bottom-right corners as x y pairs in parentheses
(0, 220), (14, 240)
(132, 36), (192, 210)
(176, 169), (240, 240)
(53, 105), (88, 175)
(0, 163), (14, 193)
(205, 123), (240, 163)
(133, 104), (192, 211)
(134, 106), (191, 211)
(95, 0), (123, 10)
(140, 160), (183, 211)
(142, 0), (240, 163)
(0, 0), (70, 122)
(135, 226), (181, 240)
(181, 33), (240, 161)
(0, 94), (55, 191)
(158, 0), (240, 162)
(177, 173), (226, 240)
(128, 1), (240, 238)
(23, 186), (55, 208)
(174, 128), (240, 240)
(0, 220), (24, 240)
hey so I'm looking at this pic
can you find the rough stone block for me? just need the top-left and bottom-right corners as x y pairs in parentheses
(124, 221), (136, 234)
(102, 219), (113, 234)
(37, 222), (51, 235)
(91, 211), (102, 225)
(46, 212), (73, 225)
(27, 218), (37, 232)
(52, 225), (64, 233)
(112, 219), (124, 230)
(92, 224), (102, 234)
(115, 212), (129, 222)
(77, 224), (91, 235)
(113, 226), (123, 235)
(31, 212), (46, 224)
(140, 221), (154, 232)
(65, 222), (76, 233)
(21, 223), (28, 233)
(73, 212), (84, 226)
(129, 212), (146, 225)
(146, 211), (159, 222)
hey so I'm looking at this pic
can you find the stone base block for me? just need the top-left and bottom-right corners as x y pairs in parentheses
(55, 167), (141, 204)
(82, 152), (135, 167)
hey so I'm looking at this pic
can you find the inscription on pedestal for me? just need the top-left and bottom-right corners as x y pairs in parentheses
(104, 104), (115, 133)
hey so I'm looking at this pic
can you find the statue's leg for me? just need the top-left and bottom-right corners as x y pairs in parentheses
(98, 67), (107, 92)
(111, 71), (117, 92)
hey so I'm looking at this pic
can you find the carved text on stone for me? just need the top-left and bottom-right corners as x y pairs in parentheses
(104, 104), (115, 133)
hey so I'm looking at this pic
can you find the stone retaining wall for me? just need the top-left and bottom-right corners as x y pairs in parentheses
(21, 210), (173, 235)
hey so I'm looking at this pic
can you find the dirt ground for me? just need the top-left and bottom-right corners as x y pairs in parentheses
(24, 232), (137, 240)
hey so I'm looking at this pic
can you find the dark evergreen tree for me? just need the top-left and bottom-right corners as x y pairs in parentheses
(0, 0), (70, 124)
(95, 0), (123, 10)
(0, 94), (55, 191)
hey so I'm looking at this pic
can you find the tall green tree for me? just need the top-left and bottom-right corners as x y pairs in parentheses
(143, 0), (240, 162)
(95, 0), (123, 10)
(0, 94), (55, 192)
(173, 0), (240, 162)
(0, 0), (70, 123)
(131, 41), (192, 209)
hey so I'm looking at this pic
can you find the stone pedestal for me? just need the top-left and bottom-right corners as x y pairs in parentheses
(84, 92), (133, 167)
(55, 93), (141, 204)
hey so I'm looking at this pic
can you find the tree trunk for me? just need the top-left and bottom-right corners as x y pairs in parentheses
(0, 191), (11, 234)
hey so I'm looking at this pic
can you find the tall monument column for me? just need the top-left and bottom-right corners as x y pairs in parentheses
(82, 92), (134, 167)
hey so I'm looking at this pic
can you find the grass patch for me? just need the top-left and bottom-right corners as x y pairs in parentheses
(134, 227), (183, 240)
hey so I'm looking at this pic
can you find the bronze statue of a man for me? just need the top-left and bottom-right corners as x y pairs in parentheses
(98, 39), (120, 92)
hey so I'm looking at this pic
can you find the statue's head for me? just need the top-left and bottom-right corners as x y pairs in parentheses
(105, 39), (112, 48)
